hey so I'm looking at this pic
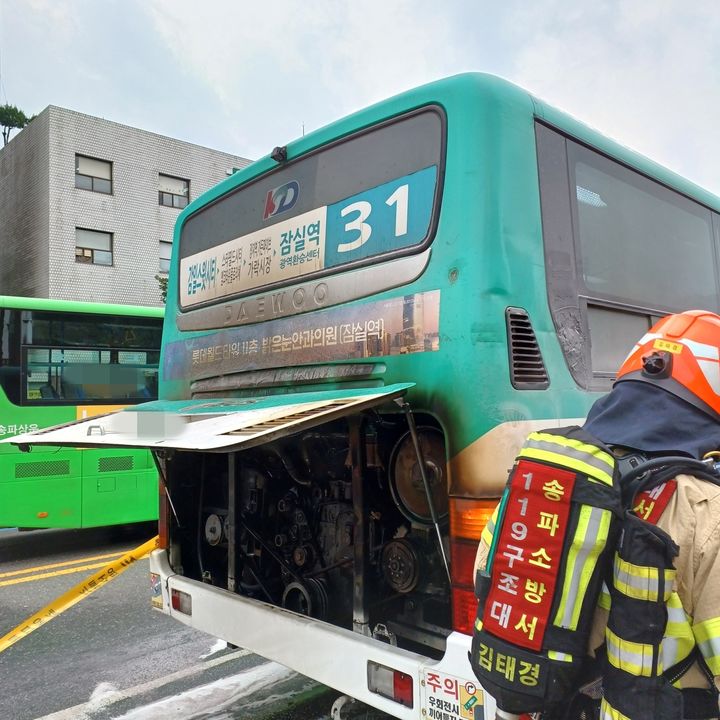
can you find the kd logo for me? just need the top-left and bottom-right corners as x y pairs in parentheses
(263, 181), (299, 220)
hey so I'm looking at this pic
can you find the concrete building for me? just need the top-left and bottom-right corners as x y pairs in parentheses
(0, 106), (250, 306)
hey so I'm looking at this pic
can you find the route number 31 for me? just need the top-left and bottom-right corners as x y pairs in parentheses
(337, 184), (409, 253)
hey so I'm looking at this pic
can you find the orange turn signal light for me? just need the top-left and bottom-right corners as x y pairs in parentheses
(449, 497), (497, 541)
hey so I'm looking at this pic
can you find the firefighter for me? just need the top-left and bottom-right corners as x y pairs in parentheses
(475, 310), (720, 719)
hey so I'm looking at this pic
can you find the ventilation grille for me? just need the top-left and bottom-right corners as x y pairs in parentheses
(98, 456), (134, 472)
(15, 460), (71, 478)
(228, 398), (352, 438)
(506, 307), (550, 390)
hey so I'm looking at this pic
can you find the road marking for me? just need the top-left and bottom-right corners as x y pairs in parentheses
(113, 659), (294, 719)
(35, 648), (252, 719)
(0, 536), (158, 654)
(0, 550), (127, 579)
(0, 561), (114, 587)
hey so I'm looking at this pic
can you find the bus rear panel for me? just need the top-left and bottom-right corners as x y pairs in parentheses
(149, 75), (560, 716)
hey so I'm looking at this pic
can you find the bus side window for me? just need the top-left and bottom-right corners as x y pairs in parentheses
(61, 382), (85, 400)
(139, 373), (158, 399)
(39, 384), (59, 400)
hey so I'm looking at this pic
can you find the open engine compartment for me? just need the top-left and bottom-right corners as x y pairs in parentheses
(161, 410), (452, 655)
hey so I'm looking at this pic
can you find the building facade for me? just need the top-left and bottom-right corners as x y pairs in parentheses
(0, 106), (250, 306)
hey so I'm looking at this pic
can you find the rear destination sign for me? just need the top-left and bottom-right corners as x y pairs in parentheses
(180, 166), (436, 308)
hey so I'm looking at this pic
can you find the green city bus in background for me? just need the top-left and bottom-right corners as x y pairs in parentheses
(13, 73), (720, 717)
(0, 296), (163, 529)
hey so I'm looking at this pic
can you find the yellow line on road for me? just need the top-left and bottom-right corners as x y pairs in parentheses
(0, 561), (113, 587)
(0, 550), (128, 579)
(0, 536), (158, 655)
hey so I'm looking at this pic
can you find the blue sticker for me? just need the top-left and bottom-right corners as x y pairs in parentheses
(324, 165), (436, 268)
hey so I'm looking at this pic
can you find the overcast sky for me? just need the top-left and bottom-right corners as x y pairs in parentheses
(1, 0), (719, 195)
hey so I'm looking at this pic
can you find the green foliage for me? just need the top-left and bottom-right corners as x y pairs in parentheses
(0, 104), (31, 145)
(155, 274), (168, 304)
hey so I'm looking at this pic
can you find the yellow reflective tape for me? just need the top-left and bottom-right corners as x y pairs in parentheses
(693, 616), (720, 645)
(606, 627), (656, 677)
(665, 592), (692, 635)
(480, 505), (499, 547)
(613, 556), (675, 602)
(0, 561), (113, 587)
(554, 506), (611, 630)
(0, 536), (158, 655)
(547, 650), (574, 662)
(598, 587), (611, 610)
(525, 431), (615, 484)
(662, 593), (695, 685)
(475, 618), (483, 632)
(600, 699), (632, 720)
(693, 616), (720, 675)
(0, 550), (126, 579)
(665, 618), (694, 641)
(519, 447), (613, 486)
(554, 505), (591, 626)
(527, 432), (616, 469)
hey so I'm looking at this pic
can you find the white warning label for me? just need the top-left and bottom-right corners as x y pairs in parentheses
(422, 670), (484, 719)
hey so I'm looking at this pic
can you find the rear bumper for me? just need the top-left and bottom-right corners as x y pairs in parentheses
(150, 549), (496, 719)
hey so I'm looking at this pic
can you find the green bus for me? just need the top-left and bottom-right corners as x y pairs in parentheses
(13, 73), (720, 717)
(0, 296), (163, 529)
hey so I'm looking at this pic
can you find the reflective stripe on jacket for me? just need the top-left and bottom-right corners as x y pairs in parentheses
(588, 474), (720, 692)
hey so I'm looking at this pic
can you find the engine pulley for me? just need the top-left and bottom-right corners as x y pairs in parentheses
(204, 514), (224, 546)
(282, 578), (328, 620)
(388, 426), (448, 526)
(381, 538), (420, 593)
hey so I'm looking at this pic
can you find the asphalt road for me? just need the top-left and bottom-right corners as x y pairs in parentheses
(0, 524), (388, 720)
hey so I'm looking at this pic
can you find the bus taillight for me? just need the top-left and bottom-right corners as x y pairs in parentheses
(451, 587), (478, 636)
(367, 661), (413, 708)
(448, 497), (497, 634)
(171, 588), (192, 615)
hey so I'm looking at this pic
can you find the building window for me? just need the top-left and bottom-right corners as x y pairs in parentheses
(75, 228), (113, 266)
(159, 241), (172, 273)
(75, 155), (112, 194)
(159, 174), (189, 208)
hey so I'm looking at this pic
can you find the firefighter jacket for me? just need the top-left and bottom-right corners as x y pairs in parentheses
(593, 474), (720, 697)
(474, 473), (720, 717)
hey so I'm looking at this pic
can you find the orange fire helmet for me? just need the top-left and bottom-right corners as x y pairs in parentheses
(615, 310), (720, 420)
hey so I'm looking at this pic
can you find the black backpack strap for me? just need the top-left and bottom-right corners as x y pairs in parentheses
(663, 635), (719, 719)
(664, 647), (701, 685)
(620, 456), (720, 506)
(680, 688), (719, 720)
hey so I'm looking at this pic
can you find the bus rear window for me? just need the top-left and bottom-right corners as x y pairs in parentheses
(178, 108), (445, 310)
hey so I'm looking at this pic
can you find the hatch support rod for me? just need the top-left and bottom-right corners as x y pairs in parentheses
(397, 400), (451, 585)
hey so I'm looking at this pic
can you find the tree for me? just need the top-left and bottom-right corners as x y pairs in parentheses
(0, 104), (30, 145)
(155, 274), (168, 304)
